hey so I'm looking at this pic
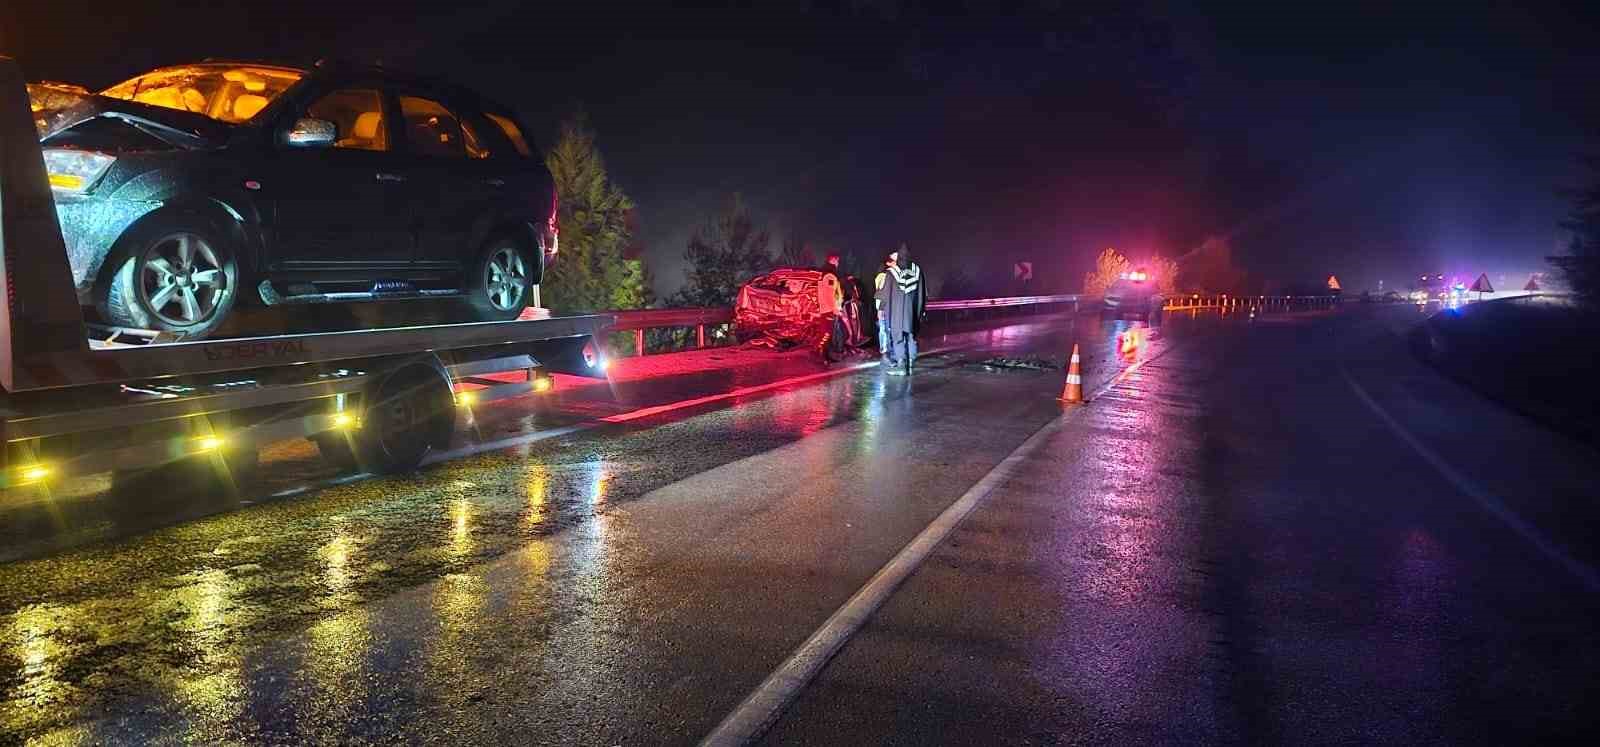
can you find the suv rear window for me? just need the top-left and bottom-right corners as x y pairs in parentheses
(484, 113), (533, 157)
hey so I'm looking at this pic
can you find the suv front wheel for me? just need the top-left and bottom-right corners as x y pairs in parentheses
(464, 237), (536, 321)
(99, 216), (240, 339)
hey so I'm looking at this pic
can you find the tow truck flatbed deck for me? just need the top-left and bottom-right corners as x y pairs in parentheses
(0, 55), (609, 485)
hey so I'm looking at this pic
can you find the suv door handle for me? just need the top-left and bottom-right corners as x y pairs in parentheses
(375, 172), (406, 183)
(484, 178), (505, 187)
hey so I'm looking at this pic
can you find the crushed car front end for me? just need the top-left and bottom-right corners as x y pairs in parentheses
(43, 115), (213, 303)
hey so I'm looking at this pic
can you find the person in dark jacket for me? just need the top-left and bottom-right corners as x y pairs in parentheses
(874, 251), (897, 363)
(880, 243), (926, 374)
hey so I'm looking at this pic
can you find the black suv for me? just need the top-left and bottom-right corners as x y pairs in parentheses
(40, 61), (557, 338)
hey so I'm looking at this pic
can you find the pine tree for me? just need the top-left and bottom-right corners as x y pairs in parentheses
(1552, 154), (1600, 302)
(542, 115), (650, 313)
(675, 194), (772, 307)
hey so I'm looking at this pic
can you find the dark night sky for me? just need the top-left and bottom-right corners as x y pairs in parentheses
(4, 1), (1596, 296)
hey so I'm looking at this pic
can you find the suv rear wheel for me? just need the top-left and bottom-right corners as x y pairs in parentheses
(100, 216), (239, 339)
(464, 237), (536, 321)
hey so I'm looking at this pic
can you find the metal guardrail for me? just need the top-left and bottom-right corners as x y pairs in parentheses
(606, 307), (733, 355)
(927, 294), (1081, 310)
(1487, 292), (1577, 308)
(603, 294), (1085, 356)
(601, 292), (1340, 357)
(605, 307), (734, 330)
(1163, 295), (1340, 311)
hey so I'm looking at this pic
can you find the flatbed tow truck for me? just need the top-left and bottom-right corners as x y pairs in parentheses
(0, 57), (609, 493)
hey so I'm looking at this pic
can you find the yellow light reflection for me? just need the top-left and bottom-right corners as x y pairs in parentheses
(2, 603), (94, 737)
(524, 463), (550, 529)
(450, 498), (475, 559)
(171, 569), (244, 732)
(306, 607), (373, 711)
(587, 462), (609, 505)
(424, 573), (490, 704)
(8, 603), (69, 691)
(318, 530), (365, 597)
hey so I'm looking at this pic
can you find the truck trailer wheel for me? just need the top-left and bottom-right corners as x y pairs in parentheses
(344, 361), (456, 474)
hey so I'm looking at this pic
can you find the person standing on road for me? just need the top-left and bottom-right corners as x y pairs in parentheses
(874, 251), (898, 364)
(881, 244), (925, 375)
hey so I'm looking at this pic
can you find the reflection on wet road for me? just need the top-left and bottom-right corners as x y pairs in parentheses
(5, 304), (1592, 744)
(1, 310), (1147, 740)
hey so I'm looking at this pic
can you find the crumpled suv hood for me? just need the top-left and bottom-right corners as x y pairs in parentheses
(45, 95), (235, 149)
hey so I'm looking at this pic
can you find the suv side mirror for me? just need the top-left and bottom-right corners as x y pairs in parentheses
(286, 117), (337, 147)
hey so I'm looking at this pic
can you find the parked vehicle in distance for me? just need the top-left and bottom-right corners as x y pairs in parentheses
(1102, 267), (1163, 320)
(735, 268), (867, 362)
(36, 61), (558, 339)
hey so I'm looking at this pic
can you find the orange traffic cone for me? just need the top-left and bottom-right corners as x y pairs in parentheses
(1059, 343), (1084, 405)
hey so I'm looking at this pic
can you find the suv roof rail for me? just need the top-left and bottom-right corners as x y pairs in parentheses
(196, 57), (312, 72)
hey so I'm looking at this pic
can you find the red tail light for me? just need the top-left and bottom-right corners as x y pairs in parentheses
(546, 192), (560, 255)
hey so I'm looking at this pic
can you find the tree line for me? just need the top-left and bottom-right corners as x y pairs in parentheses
(541, 116), (854, 313)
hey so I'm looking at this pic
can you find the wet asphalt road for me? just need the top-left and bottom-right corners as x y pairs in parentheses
(3, 304), (1598, 744)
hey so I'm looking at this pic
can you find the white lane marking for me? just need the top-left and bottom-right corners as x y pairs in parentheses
(700, 413), (1067, 746)
(1341, 366), (1600, 593)
(702, 334), (1183, 745)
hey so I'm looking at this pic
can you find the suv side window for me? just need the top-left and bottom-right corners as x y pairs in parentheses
(399, 95), (466, 158)
(484, 113), (533, 157)
(305, 88), (387, 151)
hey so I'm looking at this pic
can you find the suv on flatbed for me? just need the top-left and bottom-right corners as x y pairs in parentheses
(39, 61), (557, 338)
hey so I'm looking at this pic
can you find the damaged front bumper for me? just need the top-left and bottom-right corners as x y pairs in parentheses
(52, 193), (163, 304)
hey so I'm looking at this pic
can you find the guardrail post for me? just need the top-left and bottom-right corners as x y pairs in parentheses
(696, 324), (706, 348)
(635, 329), (645, 357)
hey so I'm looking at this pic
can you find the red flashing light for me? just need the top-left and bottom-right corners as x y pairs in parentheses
(546, 193), (560, 255)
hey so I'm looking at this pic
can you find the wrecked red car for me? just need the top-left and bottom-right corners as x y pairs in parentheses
(734, 268), (868, 362)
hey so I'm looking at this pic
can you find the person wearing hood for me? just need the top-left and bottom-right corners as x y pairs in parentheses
(880, 243), (926, 374)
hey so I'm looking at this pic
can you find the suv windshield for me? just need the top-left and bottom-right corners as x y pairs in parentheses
(101, 65), (304, 124)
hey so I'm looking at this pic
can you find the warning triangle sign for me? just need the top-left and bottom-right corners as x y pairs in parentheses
(1326, 275), (1342, 291)
(1469, 273), (1493, 293)
(1524, 275), (1540, 292)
